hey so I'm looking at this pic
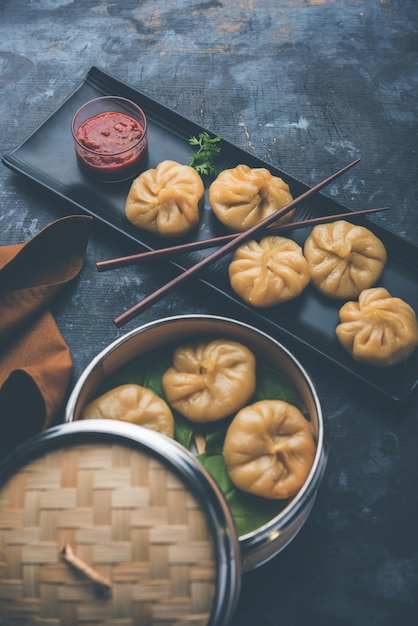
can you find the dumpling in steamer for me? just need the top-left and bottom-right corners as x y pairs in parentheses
(336, 287), (418, 367)
(162, 339), (256, 423)
(228, 235), (310, 308)
(223, 400), (316, 500)
(81, 384), (174, 438)
(208, 164), (294, 232)
(303, 220), (387, 299)
(125, 159), (204, 238)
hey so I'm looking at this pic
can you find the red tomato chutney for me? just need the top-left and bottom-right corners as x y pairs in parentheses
(74, 110), (148, 182)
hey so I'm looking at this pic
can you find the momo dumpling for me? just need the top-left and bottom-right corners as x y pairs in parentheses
(81, 384), (174, 438)
(223, 400), (316, 500)
(125, 160), (204, 238)
(336, 287), (418, 367)
(162, 339), (256, 422)
(228, 236), (310, 307)
(208, 164), (294, 232)
(303, 220), (387, 299)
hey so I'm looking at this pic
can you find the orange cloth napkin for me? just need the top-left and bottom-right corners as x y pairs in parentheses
(0, 215), (92, 452)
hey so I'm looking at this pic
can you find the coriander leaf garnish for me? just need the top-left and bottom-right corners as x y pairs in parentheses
(188, 132), (222, 176)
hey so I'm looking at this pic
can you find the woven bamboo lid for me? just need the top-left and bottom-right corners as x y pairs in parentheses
(0, 420), (240, 626)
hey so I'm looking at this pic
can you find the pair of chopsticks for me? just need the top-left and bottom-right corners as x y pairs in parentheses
(106, 158), (385, 327)
(97, 205), (387, 272)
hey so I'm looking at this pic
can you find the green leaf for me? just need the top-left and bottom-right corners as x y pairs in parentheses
(254, 364), (303, 408)
(204, 424), (228, 454)
(188, 132), (222, 176)
(173, 412), (194, 449)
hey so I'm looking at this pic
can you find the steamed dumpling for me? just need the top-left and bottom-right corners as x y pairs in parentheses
(336, 287), (418, 367)
(81, 384), (174, 438)
(162, 339), (256, 423)
(303, 220), (387, 299)
(228, 235), (310, 307)
(208, 164), (294, 232)
(223, 400), (316, 500)
(125, 159), (204, 238)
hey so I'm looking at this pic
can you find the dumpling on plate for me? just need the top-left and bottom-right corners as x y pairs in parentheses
(162, 339), (256, 423)
(125, 159), (204, 238)
(81, 383), (174, 438)
(336, 287), (418, 367)
(228, 235), (310, 308)
(223, 400), (316, 500)
(303, 220), (387, 299)
(208, 164), (294, 232)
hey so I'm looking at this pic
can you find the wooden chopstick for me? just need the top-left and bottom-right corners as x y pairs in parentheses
(113, 158), (360, 327)
(97, 205), (388, 272)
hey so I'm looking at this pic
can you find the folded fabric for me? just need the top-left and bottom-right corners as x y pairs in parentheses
(0, 214), (92, 453)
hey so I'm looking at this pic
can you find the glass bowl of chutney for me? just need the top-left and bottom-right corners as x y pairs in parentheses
(71, 95), (148, 183)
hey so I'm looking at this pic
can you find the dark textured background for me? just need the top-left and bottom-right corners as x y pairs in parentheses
(1, 1), (417, 624)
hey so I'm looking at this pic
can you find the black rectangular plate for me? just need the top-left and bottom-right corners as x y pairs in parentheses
(3, 66), (418, 402)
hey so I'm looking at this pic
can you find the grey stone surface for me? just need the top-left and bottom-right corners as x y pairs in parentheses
(0, 1), (417, 624)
